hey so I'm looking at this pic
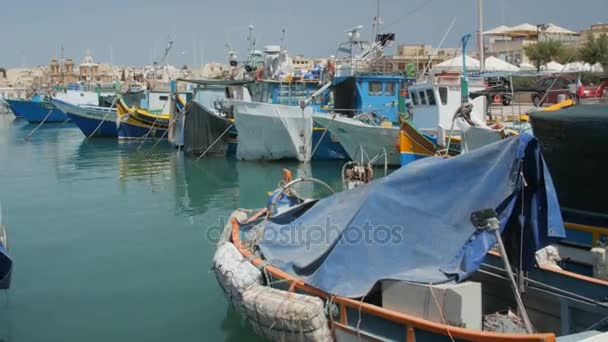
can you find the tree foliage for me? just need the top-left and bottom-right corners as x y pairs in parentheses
(524, 40), (565, 71)
(579, 33), (608, 69)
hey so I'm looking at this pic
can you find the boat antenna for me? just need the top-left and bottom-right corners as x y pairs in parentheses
(372, 0), (381, 42)
(280, 28), (287, 52)
(247, 25), (257, 67)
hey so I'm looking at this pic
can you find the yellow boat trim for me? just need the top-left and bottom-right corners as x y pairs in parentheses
(564, 222), (608, 246)
(399, 121), (437, 156)
(540, 99), (575, 112)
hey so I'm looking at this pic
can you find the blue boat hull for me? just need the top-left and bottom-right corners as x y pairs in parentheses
(311, 128), (348, 161)
(5, 99), (68, 123)
(67, 113), (117, 137)
(117, 121), (167, 139)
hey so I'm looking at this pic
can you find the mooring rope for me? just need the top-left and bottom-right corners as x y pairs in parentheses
(428, 282), (456, 342)
(24, 107), (54, 141)
(196, 123), (234, 161)
(84, 98), (118, 142)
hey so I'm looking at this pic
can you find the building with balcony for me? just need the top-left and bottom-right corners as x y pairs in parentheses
(484, 23), (579, 65)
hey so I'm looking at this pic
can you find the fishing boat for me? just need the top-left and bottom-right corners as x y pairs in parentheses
(253, 76), (347, 161)
(179, 79), (251, 156)
(227, 45), (329, 162)
(311, 27), (416, 166)
(314, 113), (401, 165)
(232, 99), (313, 162)
(0, 205), (12, 290)
(51, 99), (118, 137)
(530, 103), (608, 280)
(213, 134), (608, 341)
(115, 98), (170, 140)
(6, 86), (109, 123)
(5, 98), (67, 123)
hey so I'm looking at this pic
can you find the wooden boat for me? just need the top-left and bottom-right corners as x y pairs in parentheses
(5, 98), (68, 123)
(51, 99), (118, 137)
(213, 134), (608, 341)
(115, 94), (188, 140)
(116, 97), (170, 128)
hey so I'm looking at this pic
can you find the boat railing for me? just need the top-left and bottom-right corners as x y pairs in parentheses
(334, 58), (401, 77)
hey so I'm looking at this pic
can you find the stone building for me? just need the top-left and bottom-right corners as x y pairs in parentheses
(484, 23), (579, 65)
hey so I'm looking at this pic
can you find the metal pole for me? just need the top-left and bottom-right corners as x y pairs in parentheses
(479, 216), (534, 333)
(478, 0), (485, 72)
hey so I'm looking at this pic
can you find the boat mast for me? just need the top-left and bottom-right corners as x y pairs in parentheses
(372, 0), (381, 42)
(60, 44), (65, 86)
(477, 0), (485, 72)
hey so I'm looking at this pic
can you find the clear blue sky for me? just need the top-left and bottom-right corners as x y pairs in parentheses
(2, 0), (607, 67)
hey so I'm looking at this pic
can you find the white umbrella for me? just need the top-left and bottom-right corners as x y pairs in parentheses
(591, 63), (605, 73)
(541, 61), (564, 72)
(484, 25), (510, 35)
(519, 63), (537, 71)
(563, 62), (592, 72)
(484, 56), (519, 72)
(543, 23), (577, 35)
(434, 55), (481, 71)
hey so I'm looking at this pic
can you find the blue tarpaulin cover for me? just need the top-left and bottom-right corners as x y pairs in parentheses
(258, 134), (565, 298)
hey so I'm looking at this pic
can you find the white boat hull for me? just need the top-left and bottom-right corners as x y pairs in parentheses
(314, 115), (400, 166)
(232, 100), (312, 162)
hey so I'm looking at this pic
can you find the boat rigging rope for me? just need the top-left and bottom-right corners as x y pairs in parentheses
(196, 123), (234, 161)
(533, 54), (575, 108)
(136, 115), (161, 151)
(310, 113), (338, 158)
(84, 98), (118, 142)
(24, 107), (54, 141)
(428, 282), (456, 342)
(518, 164), (527, 293)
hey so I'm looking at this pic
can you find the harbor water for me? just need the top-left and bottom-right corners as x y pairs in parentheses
(0, 115), (345, 341)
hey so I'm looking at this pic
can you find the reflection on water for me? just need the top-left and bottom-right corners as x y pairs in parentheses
(0, 114), (351, 341)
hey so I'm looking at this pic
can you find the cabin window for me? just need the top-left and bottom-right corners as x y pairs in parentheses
(426, 89), (436, 105)
(438, 87), (448, 105)
(385, 82), (395, 96)
(411, 91), (420, 105)
(418, 90), (427, 105)
(368, 81), (382, 96)
(159, 95), (169, 101)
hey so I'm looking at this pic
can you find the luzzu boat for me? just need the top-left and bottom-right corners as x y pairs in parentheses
(5, 97), (67, 123)
(51, 99), (118, 137)
(214, 134), (608, 341)
(115, 98), (171, 140)
(6, 87), (111, 123)
(115, 94), (189, 140)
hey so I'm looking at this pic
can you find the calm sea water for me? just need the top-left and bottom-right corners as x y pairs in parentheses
(0, 114), (345, 341)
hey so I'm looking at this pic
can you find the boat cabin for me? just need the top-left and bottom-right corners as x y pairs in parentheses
(253, 79), (326, 111)
(123, 90), (192, 114)
(332, 74), (412, 122)
(191, 80), (252, 118)
(408, 74), (487, 134)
